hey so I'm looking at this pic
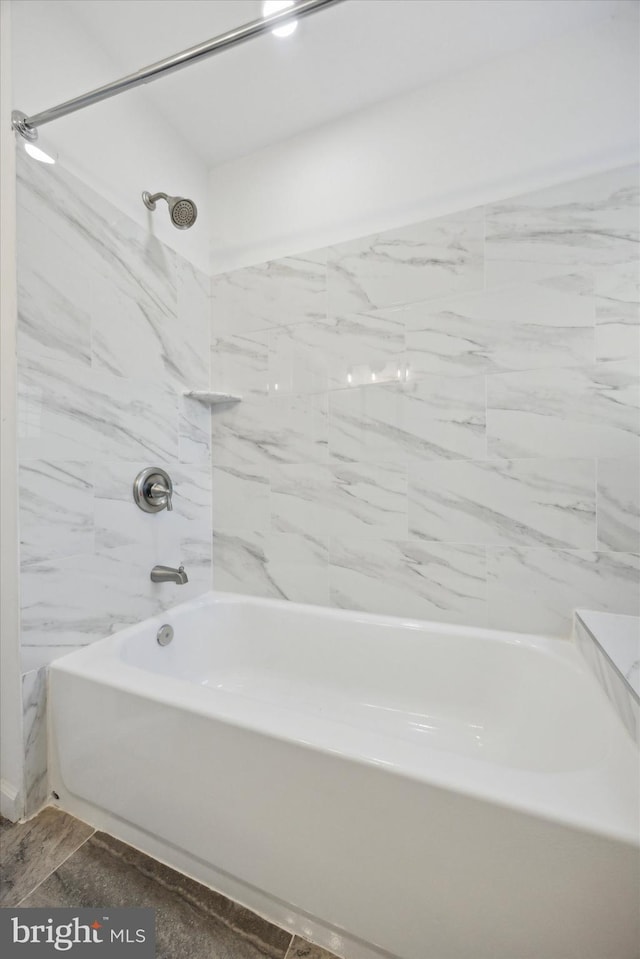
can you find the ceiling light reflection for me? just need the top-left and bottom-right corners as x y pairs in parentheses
(263, 0), (298, 37)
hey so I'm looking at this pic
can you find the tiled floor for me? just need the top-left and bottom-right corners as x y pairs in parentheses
(0, 809), (341, 959)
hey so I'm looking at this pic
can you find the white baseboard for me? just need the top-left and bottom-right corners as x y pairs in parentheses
(0, 778), (23, 821)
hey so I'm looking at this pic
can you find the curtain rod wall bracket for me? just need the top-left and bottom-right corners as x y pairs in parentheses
(11, 111), (38, 142)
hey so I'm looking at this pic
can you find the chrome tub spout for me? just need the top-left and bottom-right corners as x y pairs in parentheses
(150, 565), (188, 585)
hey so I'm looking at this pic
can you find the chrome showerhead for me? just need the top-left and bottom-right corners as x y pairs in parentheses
(142, 191), (198, 229)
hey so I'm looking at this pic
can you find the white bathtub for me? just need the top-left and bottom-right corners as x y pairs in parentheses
(49, 592), (639, 959)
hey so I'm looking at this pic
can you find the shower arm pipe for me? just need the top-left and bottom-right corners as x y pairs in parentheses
(11, 0), (345, 141)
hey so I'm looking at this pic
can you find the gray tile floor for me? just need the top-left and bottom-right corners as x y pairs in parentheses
(0, 809), (341, 959)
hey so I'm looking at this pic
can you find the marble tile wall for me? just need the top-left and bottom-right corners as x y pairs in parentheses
(210, 164), (640, 637)
(16, 154), (212, 812)
(574, 613), (639, 744)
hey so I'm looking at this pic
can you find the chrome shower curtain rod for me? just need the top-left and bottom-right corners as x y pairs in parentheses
(11, 0), (345, 142)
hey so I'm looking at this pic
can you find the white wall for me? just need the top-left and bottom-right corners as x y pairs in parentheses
(0, 0), (25, 820)
(10, 0), (210, 273)
(208, 7), (640, 273)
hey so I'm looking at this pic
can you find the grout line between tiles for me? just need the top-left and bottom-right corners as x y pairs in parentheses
(14, 823), (96, 908)
(594, 456), (599, 551)
(482, 203), (487, 294)
(282, 933), (296, 959)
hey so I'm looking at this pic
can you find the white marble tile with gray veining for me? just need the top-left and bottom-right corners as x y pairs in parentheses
(212, 465), (270, 533)
(409, 458), (596, 548)
(270, 463), (331, 539)
(595, 323), (640, 376)
(93, 457), (209, 561)
(379, 377), (487, 465)
(268, 324), (329, 396)
(92, 459), (165, 503)
(166, 536), (212, 607)
(93, 254), (208, 391)
(18, 157), (185, 388)
(93, 496), (182, 556)
(266, 530), (328, 567)
(487, 365), (640, 459)
(576, 609), (640, 694)
(595, 260), (640, 312)
(329, 539), (486, 624)
(212, 530), (284, 599)
(17, 268), (92, 369)
(270, 461), (407, 541)
(20, 545), (163, 665)
(211, 265), (273, 336)
(328, 462), (408, 539)
(19, 195), (177, 388)
(100, 253), (210, 392)
(283, 393), (330, 454)
(268, 310), (406, 395)
(22, 667), (49, 816)
(211, 330), (269, 397)
(329, 376), (485, 465)
(20, 460), (94, 566)
(597, 458), (640, 552)
(626, 661), (640, 698)
(19, 154), (177, 316)
(327, 208), (484, 315)
(179, 395), (211, 465)
(177, 538), (212, 600)
(265, 250), (327, 327)
(595, 262), (640, 374)
(404, 281), (594, 378)
(265, 561), (329, 607)
(211, 250), (326, 335)
(170, 462), (212, 547)
(574, 619), (639, 743)
(15, 156), (211, 682)
(213, 527), (329, 605)
(17, 154), (128, 273)
(90, 292), (177, 385)
(17, 151), (640, 662)
(213, 521), (328, 604)
(92, 494), (149, 555)
(175, 256), (211, 390)
(538, 272), (595, 297)
(486, 164), (640, 287)
(487, 548), (640, 637)
(17, 204), (124, 367)
(212, 393), (329, 469)
(268, 535), (330, 604)
(18, 356), (179, 463)
(210, 399), (283, 472)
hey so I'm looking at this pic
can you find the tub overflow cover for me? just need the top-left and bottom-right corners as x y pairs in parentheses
(157, 624), (174, 646)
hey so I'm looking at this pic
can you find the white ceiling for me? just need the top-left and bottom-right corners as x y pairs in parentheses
(61, 0), (633, 168)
